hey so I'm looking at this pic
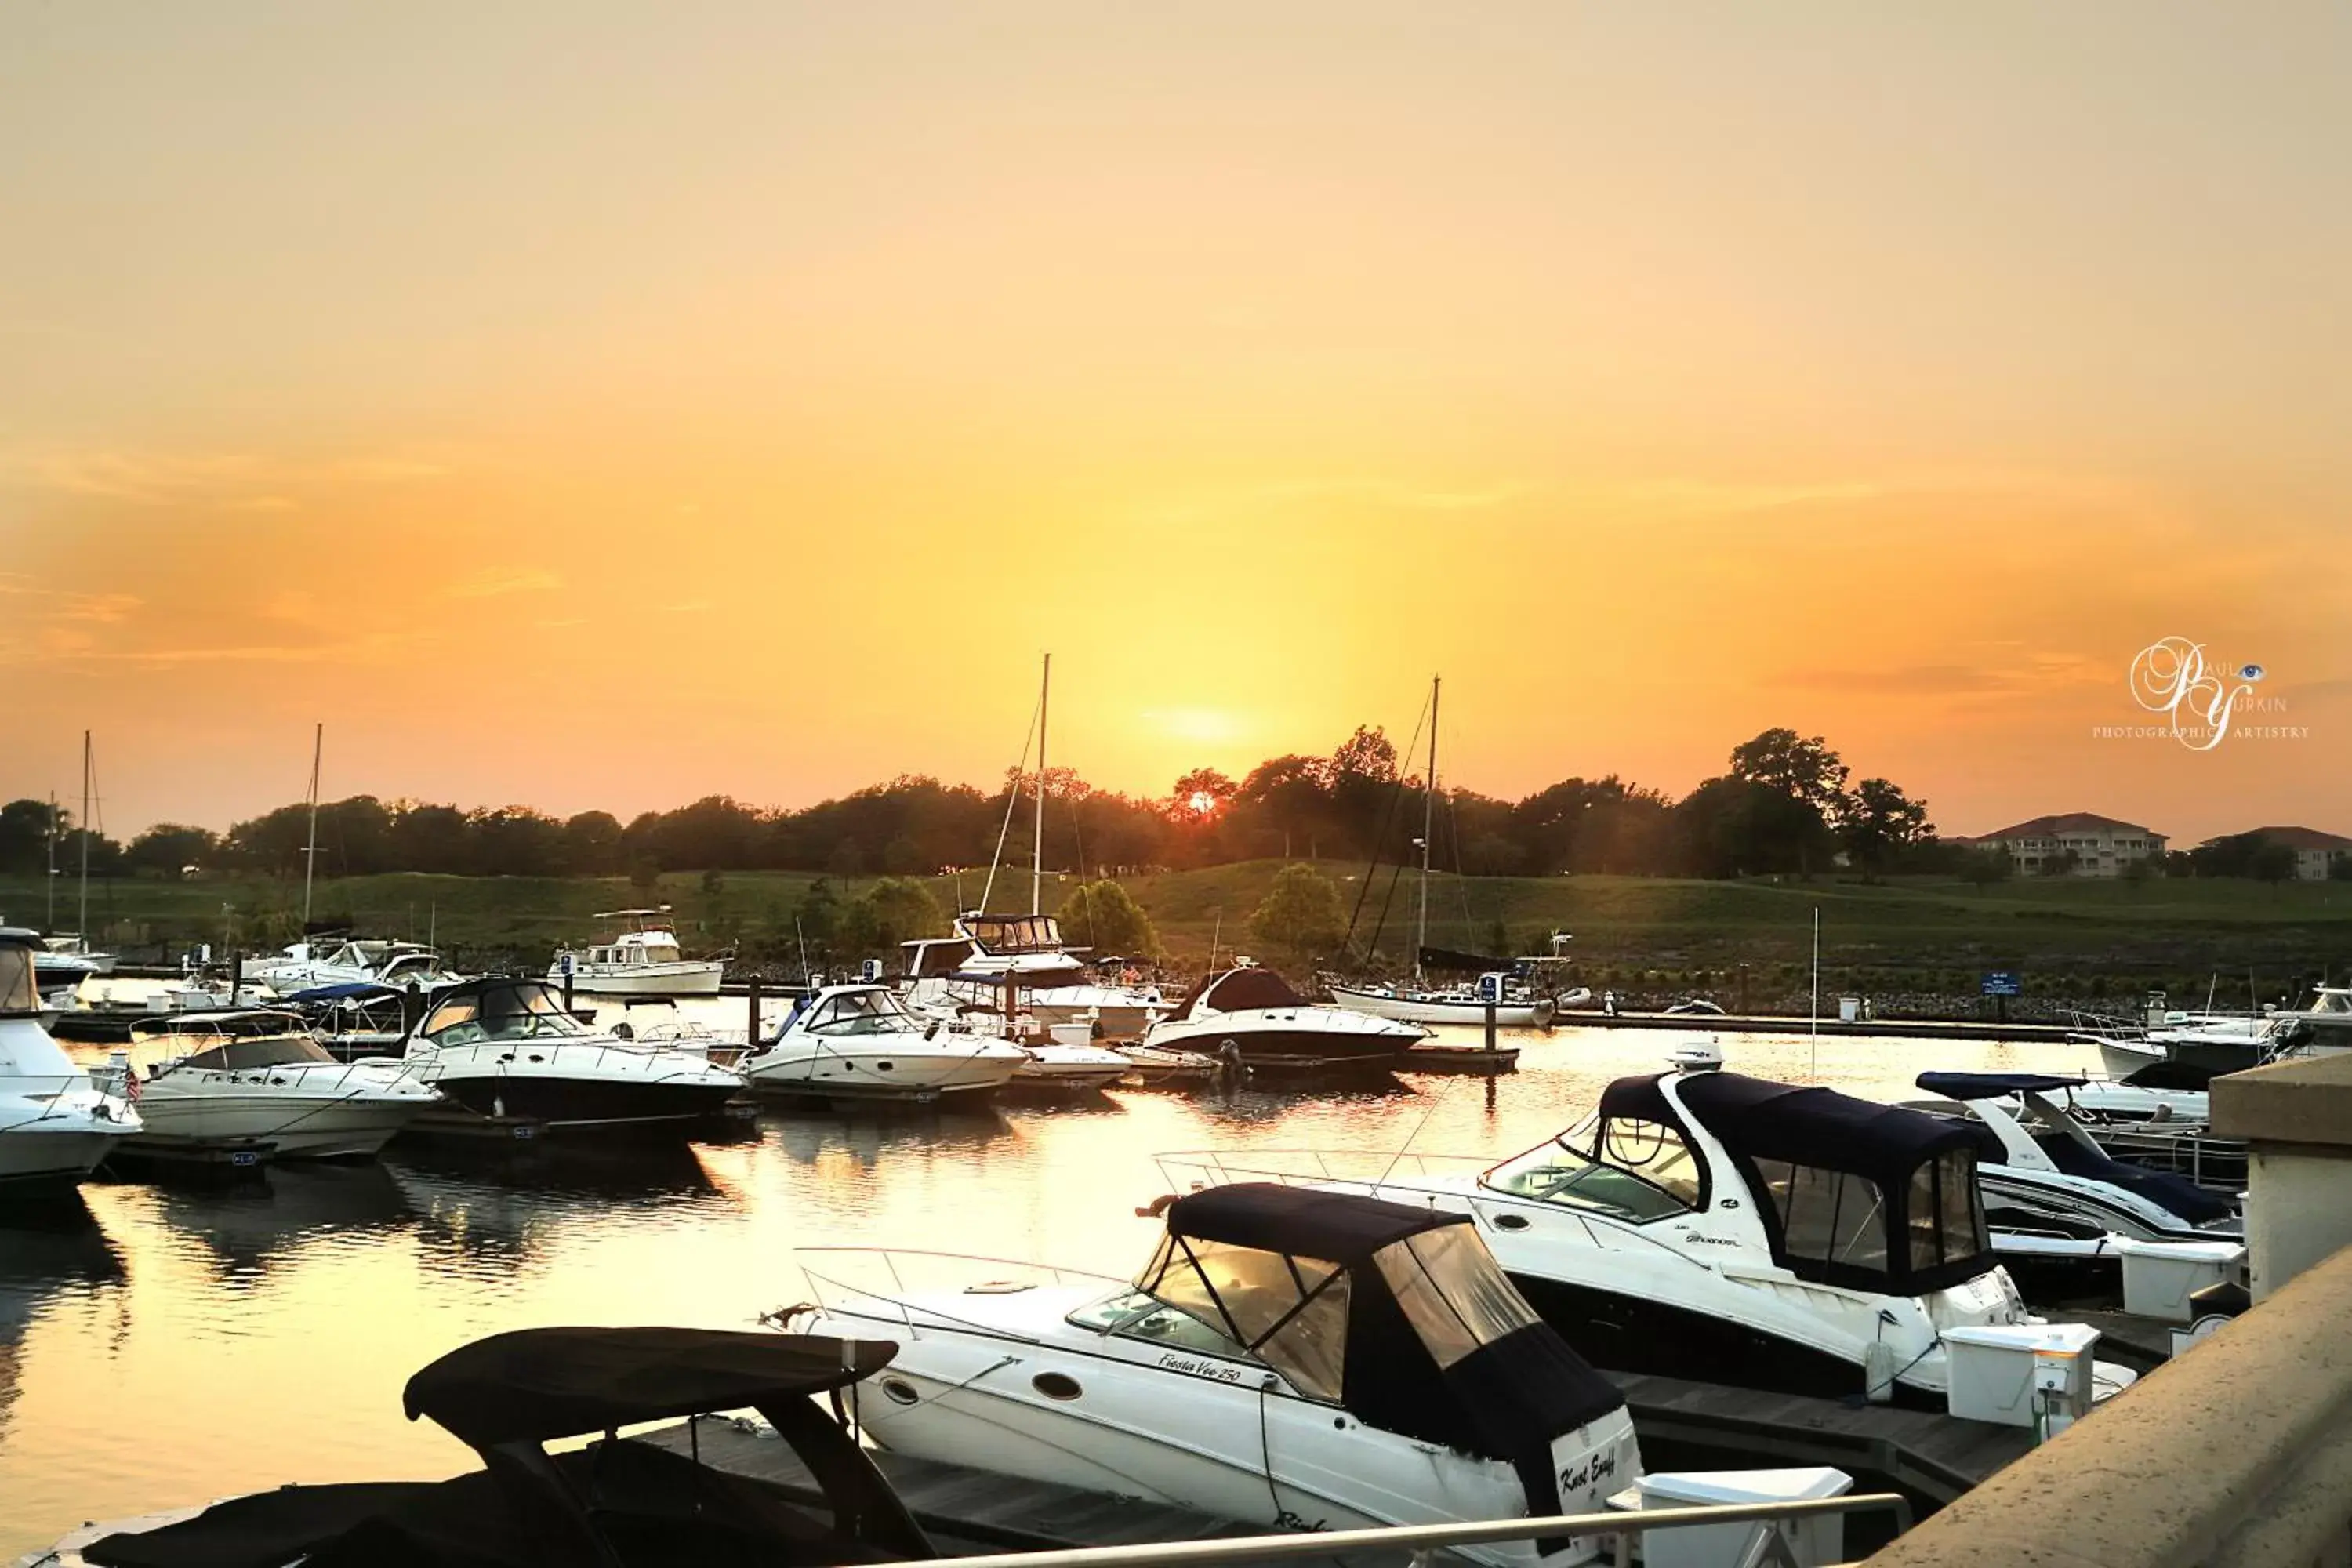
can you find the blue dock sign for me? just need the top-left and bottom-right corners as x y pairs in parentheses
(1980, 971), (2022, 997)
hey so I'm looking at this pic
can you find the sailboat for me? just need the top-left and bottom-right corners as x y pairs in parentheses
(1325, 680), (1558, 1029)
(35, 735), (118, 993)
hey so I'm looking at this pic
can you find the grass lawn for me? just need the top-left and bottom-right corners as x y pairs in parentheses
(8, 860), (2347, 1006)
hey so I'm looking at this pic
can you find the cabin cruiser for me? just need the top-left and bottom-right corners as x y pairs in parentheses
(246, 937), (459, 993)
(742, 983), (1028, 1103)
(548, 908), (725, 996)
(42, 935), (117, 975)
(111, 1010), (441, 1160)
(402, 975), (742, 1131)
(797, 1182), (1643, 1566)
(1328, 972), (1560, 1028)
(38, 1327), (942, 1568)
(31, 946), (101, 996)
(902, 915), (1168, 1039)
(278, 980), (421, 1059)
(1142, 963), (1428, 1075)
(1163, 1065), (2137, 1409)
(1904, 1073), (2241, 1304)
(0, 927), (140, 1182)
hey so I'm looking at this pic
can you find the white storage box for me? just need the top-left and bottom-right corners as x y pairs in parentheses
(1942, 1323), (2100, 1428)
(1632, 1468), (1853, 1568)
(2114, 1239), (2244, 1323)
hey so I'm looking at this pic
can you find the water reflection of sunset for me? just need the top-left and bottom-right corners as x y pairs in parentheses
(1, 1019), (2089, 1554)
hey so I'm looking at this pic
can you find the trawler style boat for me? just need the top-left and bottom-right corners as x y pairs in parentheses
(797, 1183), (1642, 1566)
(43, 1327), (942, 1568)
(0, 927), (140, 1182)
(1327, 975), (1558, 1029)
(742, 982), (1029, 1104)
(902, 919), (1170, 1040)
(1163, 1065), (2136, 1409)
(548, 909), (725, 996)
(402, 975), (742, 1131)
(1904, 1072), (2241, 1303)
(113, 1010), (441, 1160)
(1141, 963), (1427, 1075)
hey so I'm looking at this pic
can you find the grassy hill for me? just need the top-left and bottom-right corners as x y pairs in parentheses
(9, 859), (2349, 1011)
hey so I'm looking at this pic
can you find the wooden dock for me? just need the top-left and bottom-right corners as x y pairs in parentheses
(1602, 1371), (2034, 1504)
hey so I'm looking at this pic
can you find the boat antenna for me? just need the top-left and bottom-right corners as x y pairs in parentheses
(1032, 652), (1050, 916)
(1414, 675), (1439, 984)
(78, 731), (92, 949)
(977, 673), (1042, 916)
(45, 791), (57, 932)
(301, 722), (324, 931)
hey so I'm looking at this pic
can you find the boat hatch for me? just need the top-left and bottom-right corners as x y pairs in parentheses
(1131, 1183), (1623, 1497)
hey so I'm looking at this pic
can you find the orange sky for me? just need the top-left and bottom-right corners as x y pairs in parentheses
(3, 4), (2347, 844)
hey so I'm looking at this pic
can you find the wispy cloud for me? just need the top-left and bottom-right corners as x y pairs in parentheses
(0, 445), (455, 509)
(448, 568), (562, 599)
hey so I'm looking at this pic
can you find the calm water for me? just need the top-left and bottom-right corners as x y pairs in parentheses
(0, 998), (2083, 1555)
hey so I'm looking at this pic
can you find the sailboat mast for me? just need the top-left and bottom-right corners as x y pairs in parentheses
(301, 722), (323, 930)
(78, 731), (91, 946)
(1032, 653), (1050, 916)
(1416, 677), (1439, 982)
(45, 792), (57, 931)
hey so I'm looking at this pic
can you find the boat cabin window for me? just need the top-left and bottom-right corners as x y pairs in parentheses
(1370, 1223), (1544, 1370)
(1135, 1232), (1350, 1401)
(0, 946), (38, 1014)
(1068, 1289), (1261, 1363)
(1749, 1160), (1889, 1272)
(422, 985), (588, 1046)
(1907, 1150), (1990, 1270)
(183, 1035), (338, 1072)
(800, 990), (920, 1036)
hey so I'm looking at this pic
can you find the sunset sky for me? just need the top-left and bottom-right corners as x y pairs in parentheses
(4, 3), (2347, 844)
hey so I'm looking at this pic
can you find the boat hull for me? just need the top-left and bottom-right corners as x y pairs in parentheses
(125, 1090), (430, 1160)
(1145, 1022), (1416, 1074)
(1329, 985), (1552, 1028)
(546, 963), (724, 996)
(0, 1125), (131, 1183)
(745, 1040), (1022, 1102)
(428, 1072), (740, 1128)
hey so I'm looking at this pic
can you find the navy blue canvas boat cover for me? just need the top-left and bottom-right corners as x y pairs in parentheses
(1166, 1181), (1467, 1265)
(1915, 1071), (2092, 1100)
(284, 982), (404, 1003)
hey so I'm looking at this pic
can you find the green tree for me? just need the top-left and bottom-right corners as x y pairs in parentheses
(123, 823), (217, 878)
(1249, 862), (1346, 965)
(1832, 778), (1933, 880)
(1958, 847), (2013, 887)
(1727, 728), (1849, 811)
(1058, 879), (1162, 959)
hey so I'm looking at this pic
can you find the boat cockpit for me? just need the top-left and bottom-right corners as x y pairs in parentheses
(784, 985), (929, 1038)
(418, 980), (593, 1047)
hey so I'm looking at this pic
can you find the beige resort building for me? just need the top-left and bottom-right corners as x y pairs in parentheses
(2238, 826), (2352, 880)
(1956, 812), (2169, 877)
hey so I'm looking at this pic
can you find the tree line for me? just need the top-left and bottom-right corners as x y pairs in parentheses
(0, 723), (2318, 887)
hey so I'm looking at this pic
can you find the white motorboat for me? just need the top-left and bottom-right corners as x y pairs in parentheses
(548, 909), (724, 996)
(797, 1181), (1645, 1566)
(1116, 1040), (1225, 1086)
(0, 927), (140, 1182)
(42, 936), (115, 975)
(111, 1010), (441, 1160)
(902, 922), (1170, 1040)
(1906, 1072), (2242, 1304)
(1327, 977), (1557, 1029)
(1010, 1029), (1134, 1094)
(1163, 1062), (2137, 1409)
(1142, 963), (1427, 1076)
(742, 983), (1027, 1104)
(401, 975), (743, 1132)
(247, 938), (460, 993)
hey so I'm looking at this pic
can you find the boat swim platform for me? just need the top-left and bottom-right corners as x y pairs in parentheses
(633, 1372), (2031, 1555)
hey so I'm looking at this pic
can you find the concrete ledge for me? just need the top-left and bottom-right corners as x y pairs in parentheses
(1863, 1243), (2352, 1568)
(2212, 1053), (2352, 1149)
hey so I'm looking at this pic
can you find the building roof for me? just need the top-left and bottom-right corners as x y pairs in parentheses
(2238, 825), (2352, 851)
(1973, 811), (2163, 840)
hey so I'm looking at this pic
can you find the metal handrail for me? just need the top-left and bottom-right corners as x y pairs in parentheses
(924, 1493), (1912, 1568)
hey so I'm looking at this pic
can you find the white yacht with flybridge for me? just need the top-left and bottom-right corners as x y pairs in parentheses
(547, 909), (725, 995)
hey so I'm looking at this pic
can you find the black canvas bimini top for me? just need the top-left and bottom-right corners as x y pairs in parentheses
(403, 1327), (896, 1446)
(1602, 1070), (1986, 1189)
(1165, 1182), (1468, 1265)
(1915, 1070), (2091, 1100)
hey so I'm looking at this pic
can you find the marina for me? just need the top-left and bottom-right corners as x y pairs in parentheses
(0, 980), (2136, 1559)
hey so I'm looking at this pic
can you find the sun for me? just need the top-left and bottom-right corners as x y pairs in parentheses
(1186, 790), (1220, 817)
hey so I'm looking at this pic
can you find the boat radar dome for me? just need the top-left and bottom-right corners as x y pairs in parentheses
(1670, 1039), (1725, 1073)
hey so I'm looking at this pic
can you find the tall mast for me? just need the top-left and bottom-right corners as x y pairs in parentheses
(1416, 676), (1439, 982)
(1032, 653), (1050, 916)
(78, 731), (92, 946)
(45, 792), (57, 931)
(301, 722), (324, 930)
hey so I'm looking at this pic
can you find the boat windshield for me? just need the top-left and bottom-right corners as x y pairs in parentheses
(1483, 1126), (1700, 1221)
(1133, 1232), (1350, 1401)
(0, 945), (38, 1014)
(181, 1035), (339, 1071)
(799, 989), (922, 1037)
(964, 916), (1063, 955)
(421, 984), (592, 1045)
(1067, 1288), (1263, 1362)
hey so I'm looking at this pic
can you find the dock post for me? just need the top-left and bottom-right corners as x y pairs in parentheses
(747, 977), (763, 1047)
(229, 950), (242, 1003)
(563, 971), (574, 1018)
(1484, 1000), (1497, 1053)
